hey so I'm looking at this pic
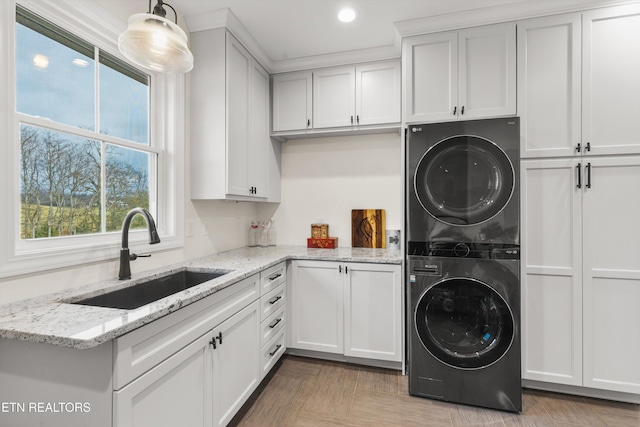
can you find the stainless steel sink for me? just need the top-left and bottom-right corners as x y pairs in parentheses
(72, 269), (231, 310)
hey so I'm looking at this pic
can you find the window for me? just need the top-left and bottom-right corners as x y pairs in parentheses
(0, 1), (185, 277)
(16, 6), (156, 239)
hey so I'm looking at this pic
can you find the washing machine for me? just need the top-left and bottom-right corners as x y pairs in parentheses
(407, 247), (522, 412)
(406, 118), (520, 245)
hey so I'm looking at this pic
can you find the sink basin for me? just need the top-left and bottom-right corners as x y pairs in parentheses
(72, 269), (230, 310)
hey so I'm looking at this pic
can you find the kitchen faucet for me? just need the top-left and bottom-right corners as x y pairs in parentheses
(119, 208), (161, 280)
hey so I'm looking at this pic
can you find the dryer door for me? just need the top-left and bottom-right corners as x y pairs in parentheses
(415, 277), (515, 369)
(414, 135), (514, 226)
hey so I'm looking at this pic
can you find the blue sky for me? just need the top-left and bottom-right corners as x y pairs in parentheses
(16, 22), (149, 145)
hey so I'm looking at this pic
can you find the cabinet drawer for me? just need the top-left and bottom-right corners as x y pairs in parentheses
(261, 327), (286, 379)
(260, 304), (286, 348)
(113, 274), (260, 390)
(260, 284), (285, 321)
(260, 262), (286, 295)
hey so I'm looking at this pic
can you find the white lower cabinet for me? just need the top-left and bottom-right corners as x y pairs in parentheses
(114, 334), (212, 427)
(522, 157), (640, 397)
(290, 260), (402, 363)
(113, 300), (260, 427)
(211, 301), (261, 427)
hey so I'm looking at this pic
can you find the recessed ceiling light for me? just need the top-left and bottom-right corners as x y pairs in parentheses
(338, 7), (357, 23)
(33, 54), (49, 69)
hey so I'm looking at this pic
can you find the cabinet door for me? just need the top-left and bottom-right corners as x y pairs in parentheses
(290, 260), (343, 354)
(226, 33), (252, 197)
(355, 61), (401, 126)
(212, 300), (261, 427)
(114, 334), (212, 427)
(521, 159), (583, 386)
(343, 263), (402, 362)
(272, 71), (312, 132)
(249, 60), (269, 198)
(313, 66), (355, 129)
(403, 32), (458, 123)
(459, 23), (516, 119)
(518, 14), (581, 158)
(583, 5), (640, 156)
(582, 157), (640, 394)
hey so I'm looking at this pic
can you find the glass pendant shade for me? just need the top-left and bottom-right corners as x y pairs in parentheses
(118, 13), (194, 73)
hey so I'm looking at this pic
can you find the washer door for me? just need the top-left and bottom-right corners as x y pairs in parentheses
(415, 278), (514, 369)
(414, 135), (514, 225)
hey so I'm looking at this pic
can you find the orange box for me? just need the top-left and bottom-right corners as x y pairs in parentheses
(311, 223), (329, 238)
(307, 237), (338, 249)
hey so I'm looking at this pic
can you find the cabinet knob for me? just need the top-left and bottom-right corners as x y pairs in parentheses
(576, 143), (581, 152)
(356, 115), (360, 125)
(209, 337), (217, 349)
(586, 142), (591, 152)
(216, 331), (223, 345)
(453, 106), (457, 115)
(461, 106), (465, 115)
(350, 115), (354, 125)
(307, 119), (311, 127)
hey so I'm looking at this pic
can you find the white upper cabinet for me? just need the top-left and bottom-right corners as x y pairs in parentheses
(404, 22), (516, 123)
(190, 29), (279, 201)
(272, 71), (312, 132)
(356, 61), (402, 126)
(583, 4), (640, 156)
(313, 66), (356, 129)
(271, 60), (401, 136)
(518, 14), (582, 158)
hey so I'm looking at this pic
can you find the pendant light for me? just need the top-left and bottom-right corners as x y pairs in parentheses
(118, 0), (194, 73)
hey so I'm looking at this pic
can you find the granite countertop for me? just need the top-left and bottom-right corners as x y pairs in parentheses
(0, 246), (401, 349)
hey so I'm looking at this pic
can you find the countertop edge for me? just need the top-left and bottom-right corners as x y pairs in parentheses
(0, 246), (402, 349)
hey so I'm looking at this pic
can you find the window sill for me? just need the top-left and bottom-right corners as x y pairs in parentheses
(0, 233), (184, 279)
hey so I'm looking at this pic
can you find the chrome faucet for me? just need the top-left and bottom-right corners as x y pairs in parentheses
(119, 208), (161, 280)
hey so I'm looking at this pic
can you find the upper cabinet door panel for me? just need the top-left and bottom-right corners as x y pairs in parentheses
(250, 61), (270, 198)
(459, 23), (516, 119)
(403, 32), (458, 123)
(272, 71), (312, 132)
(518, 14), (581, 159)
(226, 34), (252, 197)
(313, 66), (356, 129)
(583, 4), (640, 156)
(356, 61), (401, 126)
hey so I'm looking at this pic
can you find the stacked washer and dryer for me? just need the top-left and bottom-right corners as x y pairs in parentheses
(405, 117), (522, 412)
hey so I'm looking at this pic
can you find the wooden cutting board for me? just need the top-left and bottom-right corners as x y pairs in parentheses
(351, 209), (386, 248)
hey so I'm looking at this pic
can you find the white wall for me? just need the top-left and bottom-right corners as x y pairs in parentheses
(258, 132), (403, 247)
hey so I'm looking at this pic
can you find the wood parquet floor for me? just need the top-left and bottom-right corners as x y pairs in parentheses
(233, 355), (640, 427)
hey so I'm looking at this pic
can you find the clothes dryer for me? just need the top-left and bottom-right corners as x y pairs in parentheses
(406, 118), (519, 245)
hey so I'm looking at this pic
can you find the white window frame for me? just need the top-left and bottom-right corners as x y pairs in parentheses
(0, 0), (185, 278)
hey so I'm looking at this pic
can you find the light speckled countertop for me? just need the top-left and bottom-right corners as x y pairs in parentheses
(0, 246), (401, 349)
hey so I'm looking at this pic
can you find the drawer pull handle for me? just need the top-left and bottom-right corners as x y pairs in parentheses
(216, 331), (223, 345)
(268, 273), (282, 281)
(269, 295), (282, 305)
(269, 318), (282, 329)
(209, 337), (217, 349)
(269, 344), (282, 357)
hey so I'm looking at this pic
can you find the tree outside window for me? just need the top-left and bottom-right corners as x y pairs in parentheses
(16, 6), (155, 240)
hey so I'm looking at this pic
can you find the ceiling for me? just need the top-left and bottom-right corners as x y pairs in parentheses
(109, 0), (626, 72)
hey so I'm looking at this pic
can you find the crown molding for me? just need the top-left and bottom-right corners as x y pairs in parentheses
(394, 0), (636, 37)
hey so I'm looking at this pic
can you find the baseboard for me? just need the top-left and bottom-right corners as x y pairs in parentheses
(523, 379), (640, 404)
(285, 348), (403, 371)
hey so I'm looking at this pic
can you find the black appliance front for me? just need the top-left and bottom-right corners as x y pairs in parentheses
(406, 118), (520, 245)
(407, 255), (522, 412)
